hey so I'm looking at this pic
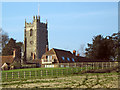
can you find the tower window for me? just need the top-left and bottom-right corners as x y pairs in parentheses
(30, 29), (33, 36)
(31, 52), (33, 56)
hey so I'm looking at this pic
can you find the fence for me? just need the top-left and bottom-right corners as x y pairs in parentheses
(42, 62), (118, 68)
(2, 62), (118, 82)
(2, 67), (86, 81)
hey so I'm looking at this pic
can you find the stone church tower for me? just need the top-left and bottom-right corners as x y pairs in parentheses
(24, 15), (48, 62)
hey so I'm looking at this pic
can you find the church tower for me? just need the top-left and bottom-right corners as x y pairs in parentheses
(24, 15), (48, 62)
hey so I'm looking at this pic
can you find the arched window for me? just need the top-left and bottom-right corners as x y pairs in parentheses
(30, 29), (33, 36)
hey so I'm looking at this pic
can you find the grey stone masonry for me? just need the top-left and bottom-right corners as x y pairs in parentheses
(24, 15), (48, 62)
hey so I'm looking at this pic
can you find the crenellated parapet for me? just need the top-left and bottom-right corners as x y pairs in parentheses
(33, 15), (40, 22)
(25, 22), (33, 28)
(25, 15), (47, 28)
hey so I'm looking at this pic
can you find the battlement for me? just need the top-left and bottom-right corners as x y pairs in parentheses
(25, 22), (33, 27)
(40, 22), (47, 26)
(25, 15), (47, 28)
(33, 15), (40, 22)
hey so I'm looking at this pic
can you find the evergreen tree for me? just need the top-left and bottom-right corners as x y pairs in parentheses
(2, 38), (16, 56)
(85, 33), (119, 61)
(2, 38), (23, 57)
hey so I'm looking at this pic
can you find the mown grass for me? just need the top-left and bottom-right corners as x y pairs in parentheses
(2, 66), (116, 82)
(2, 67), (93, 82)
(2, 72), (118, 88)
(2, 67), (69, 72)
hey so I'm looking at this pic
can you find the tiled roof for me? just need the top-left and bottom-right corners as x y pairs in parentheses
(76, 56), (92, 62)
(43, 48), (78, 63)
(26, 59), (41, 64)
(43, 48), (110, 63)
(44, 49), (55, 55)
(76, 56), (109, 62)
(0, 56), (14, 67)
(53, 48), (77, 63)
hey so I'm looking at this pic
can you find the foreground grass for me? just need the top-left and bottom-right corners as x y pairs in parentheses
(2, 72), (118, 88)
(2, 67), (70, 72)
(2, 67), (92, 82)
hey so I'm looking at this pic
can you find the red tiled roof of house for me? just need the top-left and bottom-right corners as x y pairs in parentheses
(76, 56), (110, 62)
(26, 59), (41, 64)
(43, 48), (110, 63)
(44, 49), (55, 55)
(42, 48), (77, 63)
(0, 56), (14, 67)
(53, 48), (77, 63)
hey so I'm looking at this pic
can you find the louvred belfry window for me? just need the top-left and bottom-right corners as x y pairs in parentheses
(31, 52), (33, 56)
(30, 29), (33, 36)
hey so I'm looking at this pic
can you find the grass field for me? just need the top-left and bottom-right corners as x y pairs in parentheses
(2, 72), (118, 88)
(2, 67), (79, 72)
(1, 66), (119, 88)
(2, 67), (93, 82)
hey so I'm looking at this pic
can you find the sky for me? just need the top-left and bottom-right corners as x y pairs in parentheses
(2, 2), (118, 55)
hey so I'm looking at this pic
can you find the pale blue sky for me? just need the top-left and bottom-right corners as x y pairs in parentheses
(2, 2), (118, 54)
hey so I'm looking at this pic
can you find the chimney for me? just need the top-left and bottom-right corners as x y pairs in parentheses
(77, 54), (80, 56)
(73, 50), (76, 56)
(46, 45), (49, 52)
(13, 49), (16, 58)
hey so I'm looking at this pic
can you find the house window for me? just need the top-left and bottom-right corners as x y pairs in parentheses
(48, 56), (52, 62)
(30, 29), (33, 36)
(72, 58), (75, 62)
(62, 57), (65, 60)
(44, 60), (46, 62)
(67, 57), (70, 61)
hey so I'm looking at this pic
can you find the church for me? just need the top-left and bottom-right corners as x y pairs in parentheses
(1, 15), (110, 69)
(23, 15), (49, 65)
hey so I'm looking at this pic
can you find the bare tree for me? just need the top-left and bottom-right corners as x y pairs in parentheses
(1, 29), (9, 48)
(77, 44), (85, 57)
(0, 28), (9, 54)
